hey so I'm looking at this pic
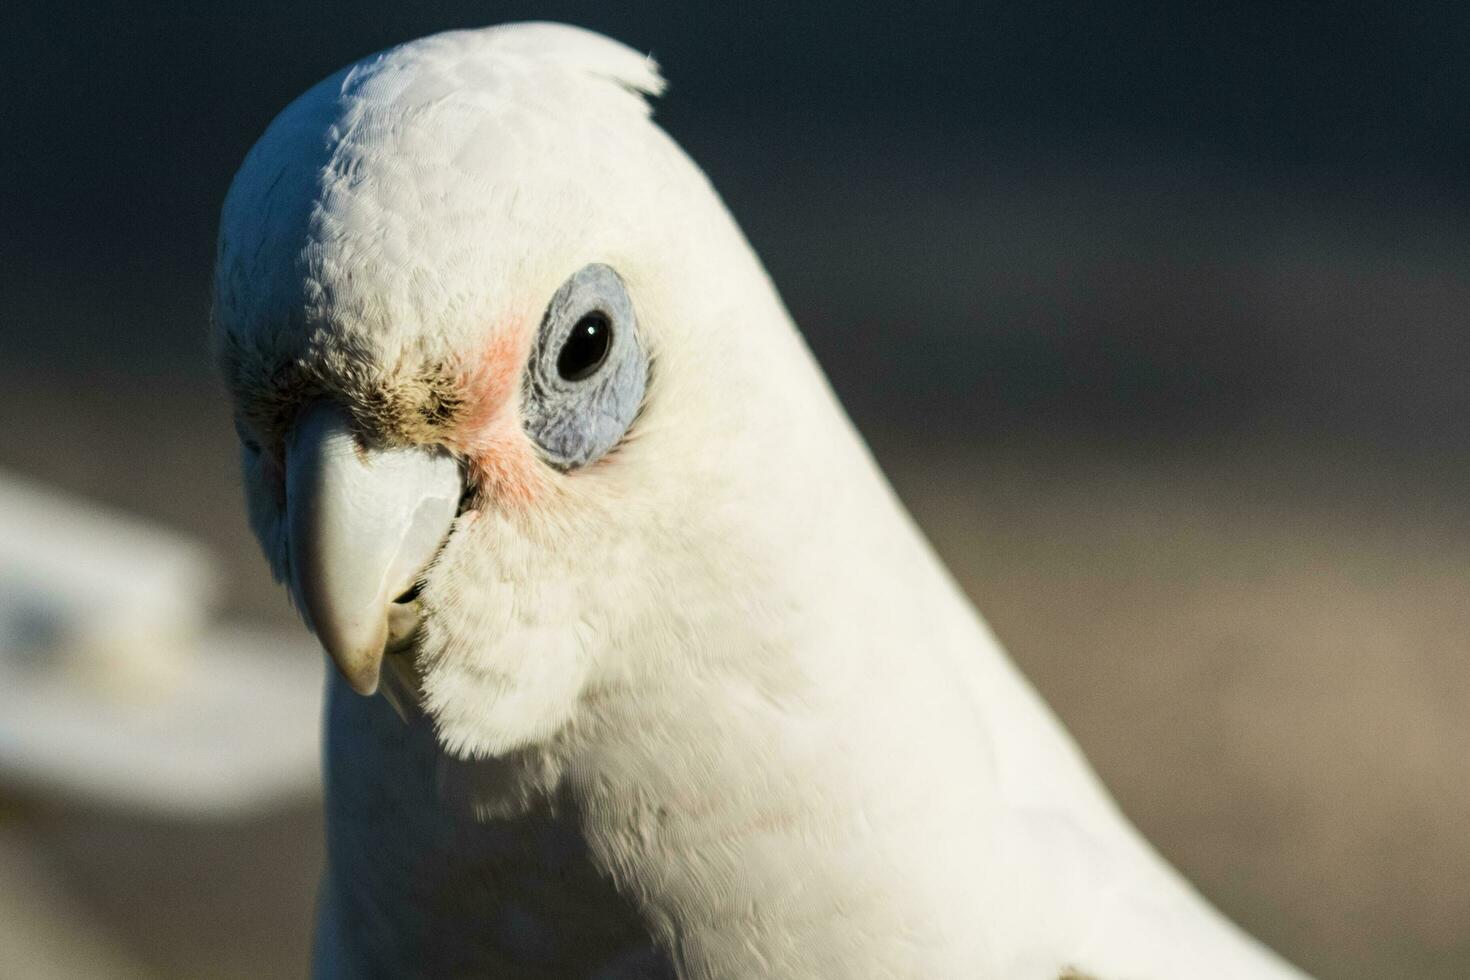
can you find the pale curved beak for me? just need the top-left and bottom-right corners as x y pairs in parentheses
(284, 402), (462, 695)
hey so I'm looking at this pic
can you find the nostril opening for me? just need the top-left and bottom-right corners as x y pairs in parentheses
(393, 582), (424, 605)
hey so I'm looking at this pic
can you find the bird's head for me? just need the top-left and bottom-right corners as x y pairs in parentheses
(214, 24), (826, 757)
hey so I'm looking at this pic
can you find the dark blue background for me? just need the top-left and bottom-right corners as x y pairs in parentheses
(5, 2), (1468, 451)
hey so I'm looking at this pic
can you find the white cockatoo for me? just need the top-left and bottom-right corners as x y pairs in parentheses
(214, 23), (1310, 980)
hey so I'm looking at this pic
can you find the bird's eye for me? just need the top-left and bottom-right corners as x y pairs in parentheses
(557, 312), (612, 381)
(523, 264), (647, 470)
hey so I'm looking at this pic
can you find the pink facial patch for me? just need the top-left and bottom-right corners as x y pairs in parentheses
(447, 321), (548, 506)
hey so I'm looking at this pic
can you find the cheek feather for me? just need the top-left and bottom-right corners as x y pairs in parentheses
(455, 326), (529, 431)
(463, 415), (547, 507)
(447, 320), (548, 506)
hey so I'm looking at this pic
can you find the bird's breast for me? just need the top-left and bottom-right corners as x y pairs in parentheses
(316, 674), (670, 979)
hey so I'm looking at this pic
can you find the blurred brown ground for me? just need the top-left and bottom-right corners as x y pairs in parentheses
(2, 378), (1468, 978)
(890, 439), (1470, 980)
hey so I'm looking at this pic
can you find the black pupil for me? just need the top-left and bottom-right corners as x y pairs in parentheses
(557, 313), (612, 381)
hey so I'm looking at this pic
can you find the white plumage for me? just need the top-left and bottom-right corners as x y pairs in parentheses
(214, 22), (1309, 978)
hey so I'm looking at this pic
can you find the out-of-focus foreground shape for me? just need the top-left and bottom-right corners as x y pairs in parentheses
(0, 469), (321, 816)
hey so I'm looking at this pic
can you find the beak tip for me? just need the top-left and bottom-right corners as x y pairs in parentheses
(316, 624), (387, 697)
(342, 661), (382, 696)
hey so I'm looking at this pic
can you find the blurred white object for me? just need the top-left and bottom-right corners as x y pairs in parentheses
(0, 469), (218, 693)
(0, 468), (321, 816)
